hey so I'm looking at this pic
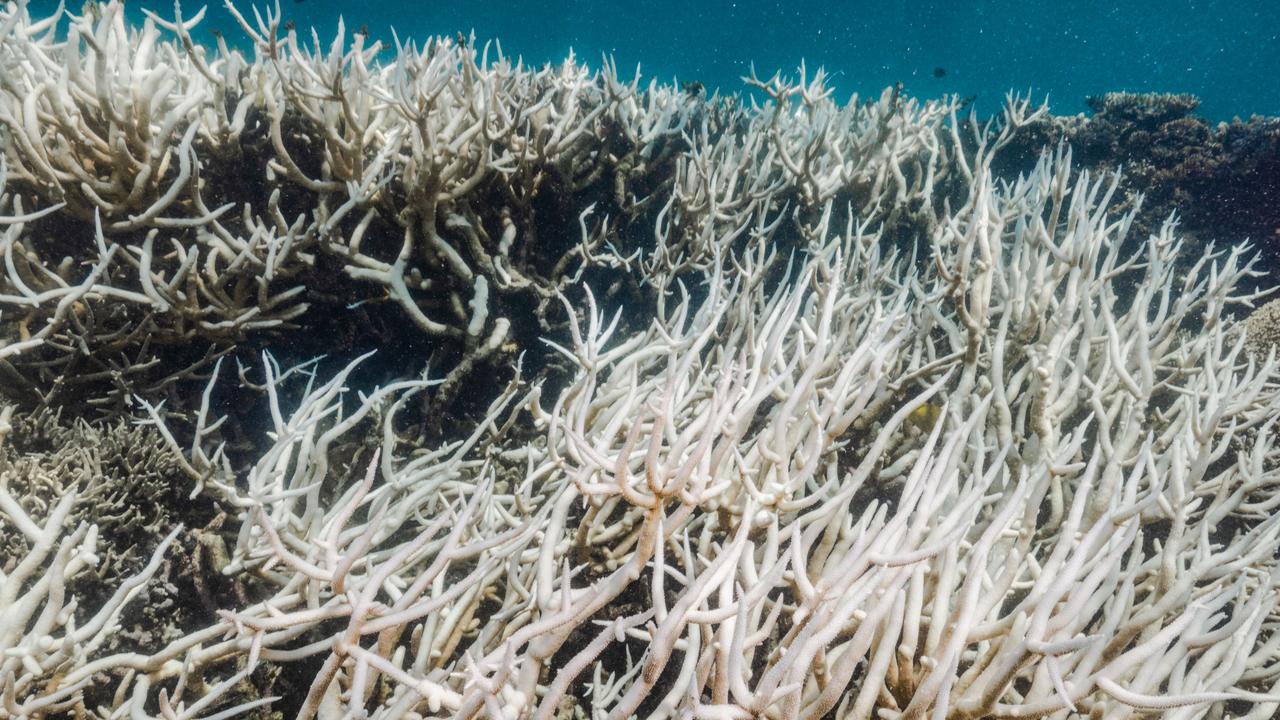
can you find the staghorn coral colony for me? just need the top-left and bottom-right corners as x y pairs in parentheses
(2, 2), (1280, 719)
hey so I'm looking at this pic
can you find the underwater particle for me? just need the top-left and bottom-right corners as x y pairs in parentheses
(933, 67), (947, 78)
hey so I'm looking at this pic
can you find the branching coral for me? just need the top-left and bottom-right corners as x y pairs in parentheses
(0, 0), (956, 416)
(1, 2), (1279, 720)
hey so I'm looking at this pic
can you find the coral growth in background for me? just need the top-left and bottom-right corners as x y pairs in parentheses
(999, 92), (1280, 263)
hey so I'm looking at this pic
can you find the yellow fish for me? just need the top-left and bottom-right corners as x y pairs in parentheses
(905, 402), (943, 433)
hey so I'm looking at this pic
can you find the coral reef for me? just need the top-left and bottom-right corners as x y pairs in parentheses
(1239, 297), (1280, 360)
(998, 91), (1280, 267)
(0, 1), (951, 428)
(0, 408), (184, 584)
(2, 3), (1280, 720)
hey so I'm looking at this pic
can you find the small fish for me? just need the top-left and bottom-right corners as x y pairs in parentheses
(906, 402), (943, 432)
(933, 67), (947, 79)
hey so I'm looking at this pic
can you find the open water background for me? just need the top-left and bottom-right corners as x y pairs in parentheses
(24, 1), (1280, 120)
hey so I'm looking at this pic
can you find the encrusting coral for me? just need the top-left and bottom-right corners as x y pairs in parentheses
(2, 2), (1280, 720)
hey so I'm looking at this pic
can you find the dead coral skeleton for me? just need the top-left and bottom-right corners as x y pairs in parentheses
(0, 0), (957, 412)
(1, 2), (1280, 719)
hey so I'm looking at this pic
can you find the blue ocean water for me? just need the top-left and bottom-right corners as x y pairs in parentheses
(26, 1), (1280, 120)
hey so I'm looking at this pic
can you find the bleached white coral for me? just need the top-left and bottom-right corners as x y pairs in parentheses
(1, 2), (1279, 719)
